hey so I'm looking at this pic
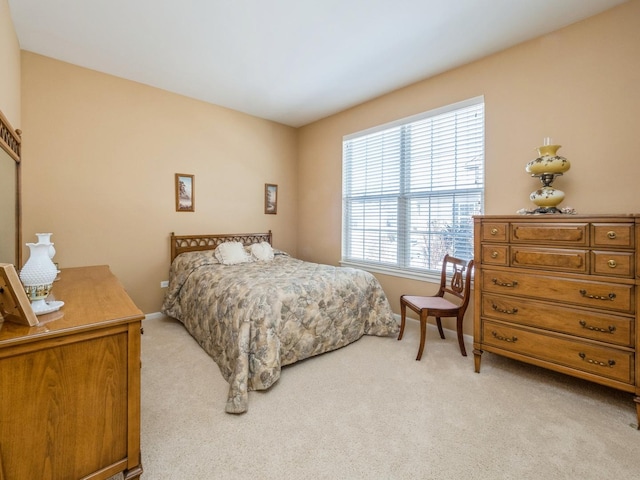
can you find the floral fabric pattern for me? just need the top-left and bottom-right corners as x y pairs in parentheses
(161, 250), (399, 413)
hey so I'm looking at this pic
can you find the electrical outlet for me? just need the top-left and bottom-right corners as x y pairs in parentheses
(160, 280), (169, 288)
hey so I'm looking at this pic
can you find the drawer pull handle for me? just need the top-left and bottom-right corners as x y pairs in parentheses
(607, 231), (617, 239)
(491, 251), (499, 259)
(491, 303), (518, 315)
(579, 290), (616, 301)
(607, 259), (617, 268)
(490, 228), (498, 235)
(492, 278), (518, 288)
(578, 352), (616, 368)
(491, 331), (517, 343)
(578, 320), (616, 334)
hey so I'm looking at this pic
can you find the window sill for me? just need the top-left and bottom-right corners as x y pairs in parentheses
(339, 260), (441, 284)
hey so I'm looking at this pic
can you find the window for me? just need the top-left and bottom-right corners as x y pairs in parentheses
(342, 96), (484, 279)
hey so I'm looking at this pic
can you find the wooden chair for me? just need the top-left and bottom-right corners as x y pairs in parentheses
(398, 255), (474, 360)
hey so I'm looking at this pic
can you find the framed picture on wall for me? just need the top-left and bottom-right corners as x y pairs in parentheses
(265, 184), (277, 214)
(175, 173), (195, 212)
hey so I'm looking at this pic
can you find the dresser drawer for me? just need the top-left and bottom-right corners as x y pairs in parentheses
(481, 245), (509, 266)
(591, 251), (634, 278)
(482, 269), (634, 313)
(592, 223), (634, 248)
(481, 293), (634, 347)
(482, 320), (634, 384)
(511, 223), (588, 246)
(481, 222), (508, 242)
(511, 247), (587, 273)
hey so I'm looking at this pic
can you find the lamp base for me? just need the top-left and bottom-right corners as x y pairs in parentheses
(530, 206), (563, 214)
(517, 206), (577, 215)
(30, 299), (65, 315)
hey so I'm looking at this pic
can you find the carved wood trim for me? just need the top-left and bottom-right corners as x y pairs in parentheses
(170, 231), (273, 263)
(0, 109), (20, 163)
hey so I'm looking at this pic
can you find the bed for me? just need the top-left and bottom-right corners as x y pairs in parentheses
(161, 231), (399, 413)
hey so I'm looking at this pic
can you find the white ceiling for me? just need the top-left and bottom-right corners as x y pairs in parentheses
(8, 0), (627, 127)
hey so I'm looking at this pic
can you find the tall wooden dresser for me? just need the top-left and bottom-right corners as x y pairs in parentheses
(0, 265), (144, 479)
(473, 215), (640, 427)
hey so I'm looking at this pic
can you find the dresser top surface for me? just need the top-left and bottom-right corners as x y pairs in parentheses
(475, 214), (640, 221)
(0, 265), (143, 345)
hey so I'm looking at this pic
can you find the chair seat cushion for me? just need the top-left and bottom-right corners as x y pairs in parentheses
(403, 295), (459, 311)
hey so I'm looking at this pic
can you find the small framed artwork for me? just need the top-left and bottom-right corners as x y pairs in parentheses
(0, 263), (38, 326)
(265, 183), (278, 214)
(175, 173), (195, 212)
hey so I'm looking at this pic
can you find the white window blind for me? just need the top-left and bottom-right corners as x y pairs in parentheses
(342, 96), (484, 277)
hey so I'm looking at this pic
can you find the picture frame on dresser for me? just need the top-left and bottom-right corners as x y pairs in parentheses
(0, 263), (38, 326)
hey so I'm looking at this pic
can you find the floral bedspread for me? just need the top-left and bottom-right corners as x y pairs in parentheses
(161, 250), (399, 413)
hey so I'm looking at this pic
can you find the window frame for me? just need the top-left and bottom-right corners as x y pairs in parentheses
(341, 96), (485, 282)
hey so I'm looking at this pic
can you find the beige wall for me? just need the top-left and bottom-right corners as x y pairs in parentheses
(0, 0), (20, 124)
(297, 0), (640, 335)
(20, 53), (298, 313)
(6, 1), (640, 324)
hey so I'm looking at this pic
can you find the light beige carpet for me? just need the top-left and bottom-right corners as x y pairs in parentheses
(140, 315), (640, 479)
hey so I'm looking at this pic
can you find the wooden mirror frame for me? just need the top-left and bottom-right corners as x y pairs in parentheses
(0, 108), (22, 268)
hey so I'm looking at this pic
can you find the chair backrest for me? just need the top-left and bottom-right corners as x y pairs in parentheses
(436, 254), (474, 309)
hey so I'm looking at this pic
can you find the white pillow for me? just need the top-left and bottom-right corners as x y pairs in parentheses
(249, 241), (275, 262)
(214, 242), (252, 265)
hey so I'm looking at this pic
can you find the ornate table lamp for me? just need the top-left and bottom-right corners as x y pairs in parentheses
(525, 137), (570, 214)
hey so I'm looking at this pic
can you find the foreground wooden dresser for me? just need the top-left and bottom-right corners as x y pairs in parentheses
(473, 215), (640, 427)
(0, 265), (144, 479)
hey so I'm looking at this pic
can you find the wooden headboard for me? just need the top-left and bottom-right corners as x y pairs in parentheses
(170, 231), (272, 263)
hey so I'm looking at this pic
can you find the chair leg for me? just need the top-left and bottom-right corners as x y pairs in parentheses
(435, 317), (445, 339)
(456, 313), (467, 356)
(398, 299), (406, 340)
(416, 311), (428, 361)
